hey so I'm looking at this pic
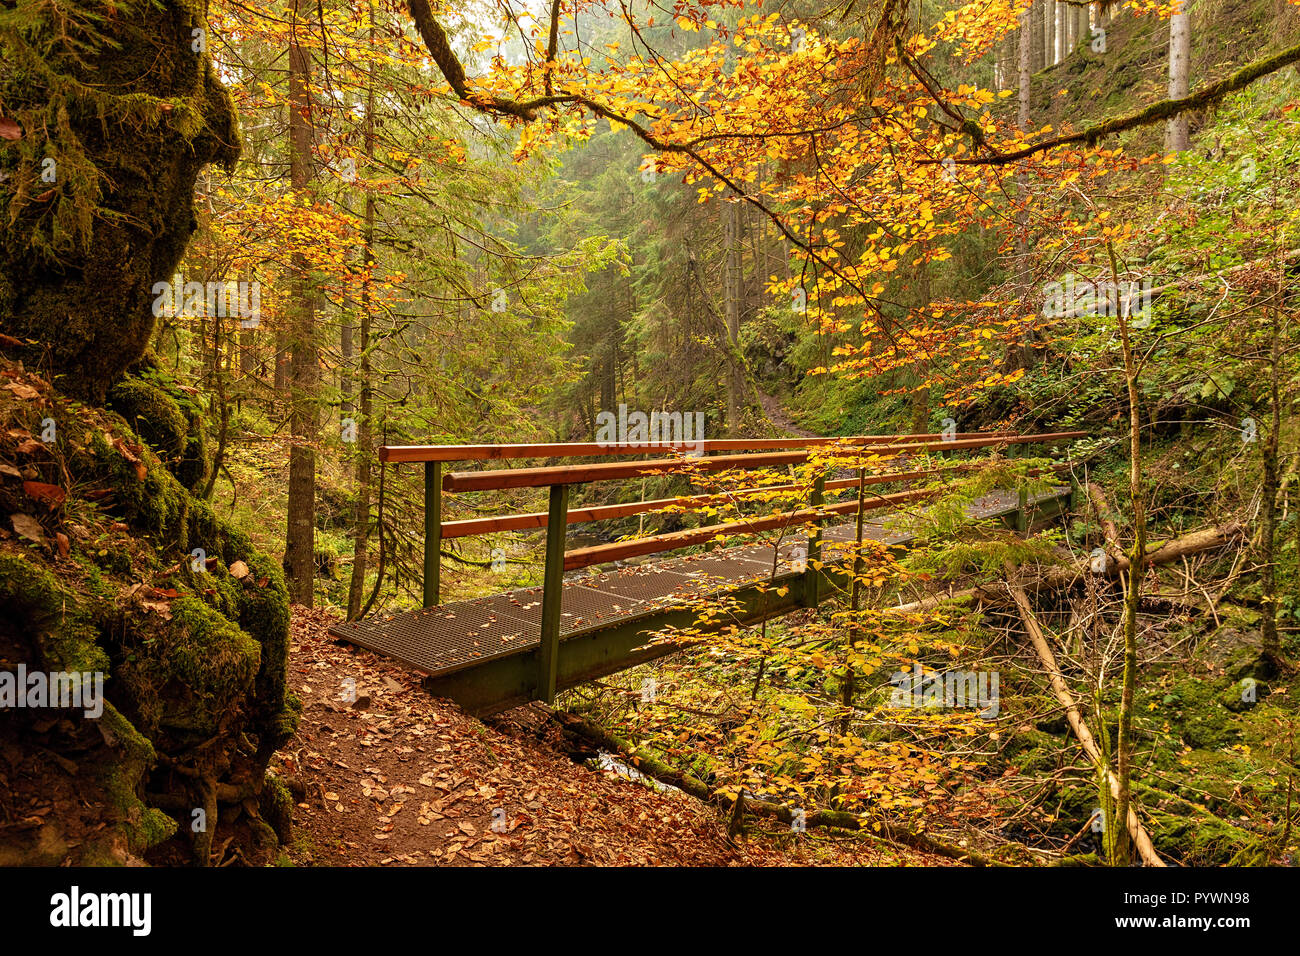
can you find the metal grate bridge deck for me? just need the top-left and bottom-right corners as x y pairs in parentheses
(328, 487), (1070, 712)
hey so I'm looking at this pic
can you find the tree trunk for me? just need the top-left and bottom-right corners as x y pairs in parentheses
(1259, 252), (1284, 668)
(1018, 10), (1033, 131)
(284, 0), (320, 606)
(1004, 570), (1165, 866)
(1167, 2), (1192, 151)
(1031, 0), (1046, 72)
(346, 212), (375, 620)
(347, 2), (379, 621)
(911, 251), (931, 433)
(1015, 20), (1034, 362)
(340, 316), (354, 419)
(1044, 0), (1058, 66)
(240, 323), (257, 379)
(1110, 242), (1146, 868)
(724, 198), (743, 433)
(275, 327), (291, 394)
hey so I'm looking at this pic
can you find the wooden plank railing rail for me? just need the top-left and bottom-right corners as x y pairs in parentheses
(556, 460), (1073, 571)
(379, 431), (1021, 463)
(438, 462), (990, 540)
(439, 431), (1086, 492)
(563, 485), (934, 571)
(384, 429), (1086, 705)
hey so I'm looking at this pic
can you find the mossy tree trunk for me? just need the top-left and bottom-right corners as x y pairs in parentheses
(0, 2), (299, 865)
(1259, 244), (1285, 671)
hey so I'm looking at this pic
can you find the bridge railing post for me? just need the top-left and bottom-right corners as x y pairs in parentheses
(423, 461), (442, 607)
(804, 472), (825, 608)
(538, 482), (569, 704)
(1014, 441), (1031, 534)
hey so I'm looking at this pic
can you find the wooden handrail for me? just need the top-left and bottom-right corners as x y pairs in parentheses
(441, 432), (1087, 493)
(562, 487), (937, 571)
(444, 450), (809, 492)
(379, 431), (1022, 463)
(558, 462), (1074, 571)
(440, 463), (981, 539)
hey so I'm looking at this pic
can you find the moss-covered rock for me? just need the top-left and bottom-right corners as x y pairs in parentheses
(0, 0), (241, 402)
(1158, 677), (1239, 750)
(0, 554), (109, 676)
(108, 371), (211, 492)
(0, 366), (296, 865)
(1147, 807), (1270, 866)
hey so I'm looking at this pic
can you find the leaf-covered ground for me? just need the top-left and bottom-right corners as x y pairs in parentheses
(279, 606), (948, 867)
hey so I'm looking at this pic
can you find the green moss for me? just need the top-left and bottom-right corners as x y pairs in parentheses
(108, 377), (188, 461)
(1147, 807), (1270, 866)
(108, 371), (213, 491)
(265, 691), (302, 756)
(0, 363), (296, 865)
(993, 727), (1063, 775)
(145, 595), (260, 734)
(1056, 782), (1100, 825)
(97, 702), (177, 857)
(92, 546), (133, 576)
(1056, 852), (1102, 867)
(0, 0), (243, 400)
(259, 776), (294, 845)
(179, 411), (210, 491)
(132, 806), (180, 851)
(0, 554), (109, 675)
(1156, 678), (1239, 750)
(92, 425), (189, 546)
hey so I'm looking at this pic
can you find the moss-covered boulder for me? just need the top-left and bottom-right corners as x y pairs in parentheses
(108, 370), (211, 492)
(0, 365), (296, 865)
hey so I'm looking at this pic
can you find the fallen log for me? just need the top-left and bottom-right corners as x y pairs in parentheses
(1012, 521), (1244, 592)
(542, 706), (1006, 866)
(1074, 520), (1242, 582)
(1084, 481), (1125, 573)
(883, 588), (979, 615)
(1002, 569), (1166, 867)
(880, 521), (1242, 616)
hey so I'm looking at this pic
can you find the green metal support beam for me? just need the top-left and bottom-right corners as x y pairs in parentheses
(423, 461), (441, 607)
(804, 473), (825, 608)
(537, 482), (569, 704)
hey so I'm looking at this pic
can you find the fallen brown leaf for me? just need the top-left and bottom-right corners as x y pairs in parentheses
(10, 512), (44, 544)
(3, 382), (39, 400)
(22, 480), (65, 508)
